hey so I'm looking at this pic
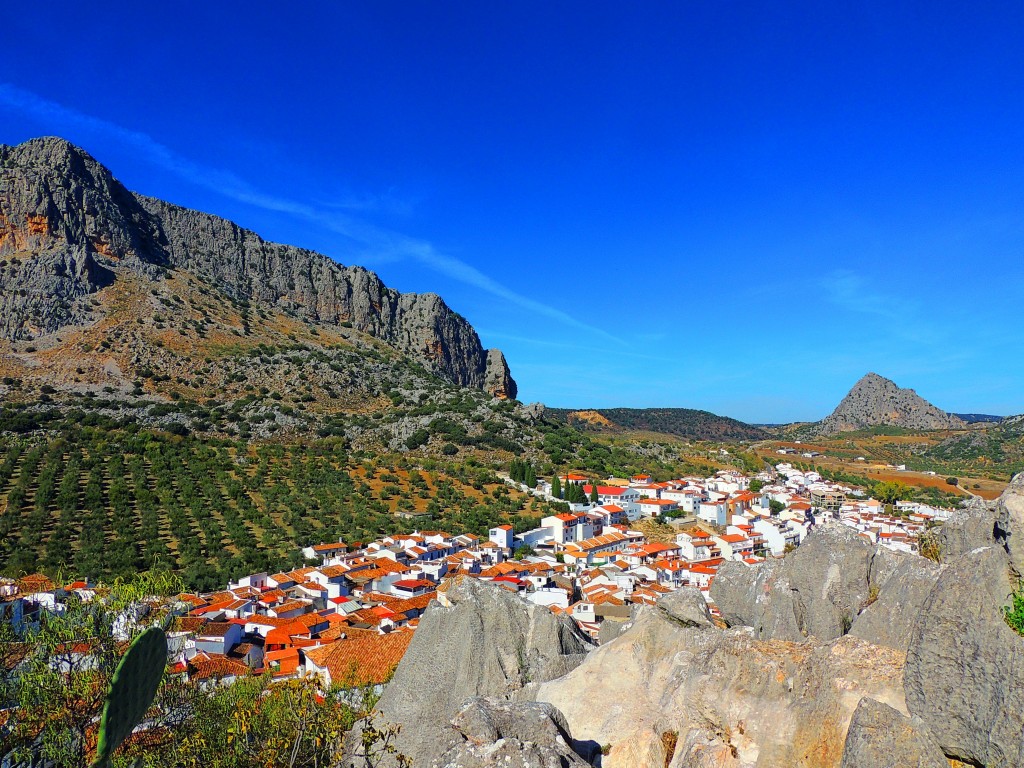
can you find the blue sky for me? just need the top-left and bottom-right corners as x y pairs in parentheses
(2, 2), (1023, 422)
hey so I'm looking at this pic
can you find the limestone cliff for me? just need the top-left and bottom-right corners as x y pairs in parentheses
(0, 136), (516, 398)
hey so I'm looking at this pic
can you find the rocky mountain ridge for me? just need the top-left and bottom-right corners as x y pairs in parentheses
(812, 372), (964, 435)
(0, 136), (515, 399)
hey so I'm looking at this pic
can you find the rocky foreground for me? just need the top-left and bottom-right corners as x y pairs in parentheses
(354, 474), (1024, 767)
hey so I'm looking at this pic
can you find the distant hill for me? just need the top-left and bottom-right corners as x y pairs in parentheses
(545, 407), (767, 441)
(811, 373), (965, 436)
(927, 413), (1024, 471)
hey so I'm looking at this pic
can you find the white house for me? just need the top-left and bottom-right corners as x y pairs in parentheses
(698, 500), (728, 526)
(489, 524), (515, 550)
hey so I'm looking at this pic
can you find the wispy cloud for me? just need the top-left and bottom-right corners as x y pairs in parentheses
(819, 269), (903, 320)
(0, 83), (621, 344)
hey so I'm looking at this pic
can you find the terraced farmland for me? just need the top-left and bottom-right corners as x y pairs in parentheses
(0, 425), (548, 590)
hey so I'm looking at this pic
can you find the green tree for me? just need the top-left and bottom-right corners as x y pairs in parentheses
(589, 482), (600, 504)
(524, 465), (537, 489)
(749, 478), (763, 493)
(769, 499), (785, 516)
(1, 572), (183, 768)
(513, 544), (535, 559)
(875, 481), (910, 504)
(551, 474), (562, 499)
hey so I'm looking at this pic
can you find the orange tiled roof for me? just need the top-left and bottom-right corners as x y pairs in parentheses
(303, 631), (413, 686)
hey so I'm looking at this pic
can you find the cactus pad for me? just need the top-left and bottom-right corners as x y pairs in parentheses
(92, 626), (167, 768)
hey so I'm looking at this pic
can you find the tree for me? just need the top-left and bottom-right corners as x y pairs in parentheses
(875, 481), (910, 504)
(524, 465), (537, 489)
(749, 478), (763, 493)
(1, 572), (184, 768)
(551, 474), (562, 499)
(513, 544), (535, 560)
(946, 476), (959, 487)
(589, 482), (600, 504)
(768, 499), (785, 516)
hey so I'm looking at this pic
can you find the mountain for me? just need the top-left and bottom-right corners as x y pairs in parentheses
(812, 372), (965, 435)
(0, 136), (515, 399)
(545, 406), (767, 441)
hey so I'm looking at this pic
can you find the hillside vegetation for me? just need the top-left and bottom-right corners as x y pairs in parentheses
(546, 407), (766, 441)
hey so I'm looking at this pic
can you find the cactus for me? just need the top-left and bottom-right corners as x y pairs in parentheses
(91, 626), (167, 768)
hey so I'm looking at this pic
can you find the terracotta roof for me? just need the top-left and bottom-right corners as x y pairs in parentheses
(188, 655), (250, 681)
(16, 573), (56, 594)
(169, 617), (207, 633)
(196, 622), (235, 639)
(303, 631), (413, 686)
(392, 579), (434, 590)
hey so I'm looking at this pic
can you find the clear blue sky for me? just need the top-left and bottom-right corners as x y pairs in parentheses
(2, 2), (1023, 422)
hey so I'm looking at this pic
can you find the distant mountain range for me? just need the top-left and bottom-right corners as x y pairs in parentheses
(545, 407), (767, 441)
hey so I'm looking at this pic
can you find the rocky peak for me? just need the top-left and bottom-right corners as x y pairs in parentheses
(0, 136), (516, 398)
(812, 372), (964, 435)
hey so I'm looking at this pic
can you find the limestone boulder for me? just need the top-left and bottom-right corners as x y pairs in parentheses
(657, 586), (714, 628)
(849, 553), (941, 652)
(536, 604), (906, 768)
(371, 577), (593, 767)
(839, 697), (946, 768)
(995, 471), (1024, 576)
(937, 495), (997, 558)
(434, 697), (595, 768)
(903, 545), (1024, 766)
(712, 524), (876, 642)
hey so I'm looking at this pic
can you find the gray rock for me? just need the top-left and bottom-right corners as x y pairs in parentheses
(812, 372), (964, 435)
(657, 586), (713, 628)
(712, 524), (875, 642)
(0, 137), (516, 397)
(839, 698), (947, 768)
(995, 471), (1024, 577)
(938, 495), (998, 558)
(537, 605), (907, 768)
(849, 553), (941, 652)
(903, 545), (1024, 766)
(372, 577), (593, 767)
(434, 697), (594, 768)
(598, 616), (630, 645)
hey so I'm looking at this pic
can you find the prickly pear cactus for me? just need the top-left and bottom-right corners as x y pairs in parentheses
(91, 626), (167, 768)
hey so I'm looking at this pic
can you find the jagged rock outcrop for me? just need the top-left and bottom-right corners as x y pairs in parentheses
(0, 137), (166, 339)
(903, 544), (1024, 766)
(482, 348), (516, 400)
(371, 577), (593, 767)
(812, 373), (964, 435)
(435, 698), (596, 768)
(536, 605), (906, 768)
(712, 524), (877, 642)
(848, 554), (941, 652)
(0, 137), (516, 397)
(839, 698), (947, 768)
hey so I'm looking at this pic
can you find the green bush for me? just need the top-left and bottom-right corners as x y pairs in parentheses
(1004, 589), (1024, 636)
